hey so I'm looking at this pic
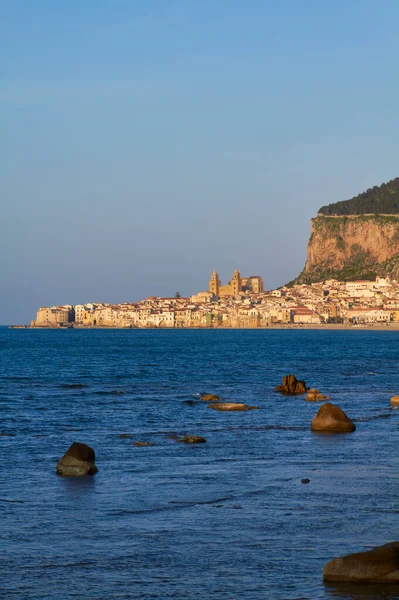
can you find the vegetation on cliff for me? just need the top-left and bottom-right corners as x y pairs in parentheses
(319, 177), (399, 215)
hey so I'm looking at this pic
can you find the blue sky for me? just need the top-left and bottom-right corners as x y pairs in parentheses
(2, 0), (399, 323)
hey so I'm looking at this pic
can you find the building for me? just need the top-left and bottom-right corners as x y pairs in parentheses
(33, 305), (74, 326)
(209, 270), (221, 296)
(190, 291), (217, 304)
(291, 307), (321, 324)
(208, 269), (264, 297)
(243, 276), (265, 294)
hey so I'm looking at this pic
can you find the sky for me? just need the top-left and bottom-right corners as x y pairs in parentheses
(2, 0), (399, 323)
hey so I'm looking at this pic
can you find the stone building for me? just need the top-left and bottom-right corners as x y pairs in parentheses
(208, 269), (264, 297)
(33, 305), (74, 326)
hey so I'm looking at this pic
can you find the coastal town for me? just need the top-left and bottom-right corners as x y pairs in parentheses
(29, 269), (399, 329)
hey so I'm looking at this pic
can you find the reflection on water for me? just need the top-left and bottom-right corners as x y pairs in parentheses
(325, 582), (399, 599)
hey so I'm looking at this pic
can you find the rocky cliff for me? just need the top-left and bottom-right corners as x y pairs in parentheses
(295, 214), (399, 283)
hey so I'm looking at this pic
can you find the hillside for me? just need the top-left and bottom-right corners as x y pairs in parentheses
(319, 177), (399, 215)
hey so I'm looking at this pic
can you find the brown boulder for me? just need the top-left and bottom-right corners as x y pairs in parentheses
(306, 389), (331, 402)
(201, 394), (221, 402)
(56, 442), (98, 476)
(323, 542), (399, 583)
(390, 396), (399, 406)
(178, 435), (207, 444)
(208, 402), (257, 411)
(275, 374), (308, 395)
(311, 403), (356, 433)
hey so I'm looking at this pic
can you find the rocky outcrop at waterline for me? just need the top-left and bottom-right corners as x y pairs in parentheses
(201, 394), (221, 402)
(275, 375), (308, 395)
(208, 402), (258, 411)
(178, 435), (207, 444)
(306, 389), (330, 402)
(56, 442), (98, 476)
(323, 541), (399, 583)
(311, 403), (355, 433)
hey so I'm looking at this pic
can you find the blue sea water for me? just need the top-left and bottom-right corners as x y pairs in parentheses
(0, 327), (398, 600)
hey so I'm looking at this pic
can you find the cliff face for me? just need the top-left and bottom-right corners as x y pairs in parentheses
(295, 215), (399, 283)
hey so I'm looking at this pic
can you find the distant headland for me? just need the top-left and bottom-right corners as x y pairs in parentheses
(294, 177), (399, 284)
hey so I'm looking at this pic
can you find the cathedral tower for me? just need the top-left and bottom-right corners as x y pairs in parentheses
(209, 270), (221, 296)
(231, 269), (241, 295)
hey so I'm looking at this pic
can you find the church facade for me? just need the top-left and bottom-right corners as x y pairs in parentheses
(209, 269), (264, 297)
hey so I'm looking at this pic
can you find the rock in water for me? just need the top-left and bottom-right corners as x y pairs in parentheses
(323, 542), (399, 583)
(275, 374), (307, 395)
(390, 396), (399, 406)
(306, 389), (330, 402)
(311, 403), (355, 433)
(208, 402), (257, 411)
(56, 442), (98, 476)
(179, 435), (207, 444)
(134, 441), (156, 447)
(201, 394), (220, 402)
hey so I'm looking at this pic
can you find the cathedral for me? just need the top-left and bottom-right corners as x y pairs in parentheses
(209, 269), (264, 297)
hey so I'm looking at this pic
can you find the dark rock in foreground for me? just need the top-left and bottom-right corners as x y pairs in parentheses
(311, 403), (356, 433)
(275, 374), (308, 395)
(56, 442), (98, 476)
(178, 435), (207, 444)
(323, 542), (399, 583)
(208, 402), (257, 411)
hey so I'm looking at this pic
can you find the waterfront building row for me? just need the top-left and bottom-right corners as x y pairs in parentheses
(30, 273), (399, 328)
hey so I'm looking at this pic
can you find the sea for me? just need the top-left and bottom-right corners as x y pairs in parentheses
(1, 327), (398, 600)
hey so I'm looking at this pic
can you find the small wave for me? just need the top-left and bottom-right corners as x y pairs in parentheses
(353, 413), (392, 422)
(59, 383), (87, 389)
(168, 496), (234, 506)
(94, 390), (126, 395)
(0, 497), (24, 503)
(208, 424), (307, 433)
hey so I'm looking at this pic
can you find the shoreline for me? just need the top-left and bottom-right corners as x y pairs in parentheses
(9, 323), (399, 331)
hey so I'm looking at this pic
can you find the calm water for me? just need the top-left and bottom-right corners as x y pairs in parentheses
(1, 327), (398, 600)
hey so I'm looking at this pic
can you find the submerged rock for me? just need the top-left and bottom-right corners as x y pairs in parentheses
(201, 394), (221, 402)
(323, 542), (399, 583)
(390, 396), (399, 406)
(306, 389), (330, 402)
(311, 403), (356, 433)
(134, 441), (156, 447)
(275, 374), (308, 395)
(208, 402), (257, 411)
(178, 435), (207, 444)
(56, 442), (98, 476)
